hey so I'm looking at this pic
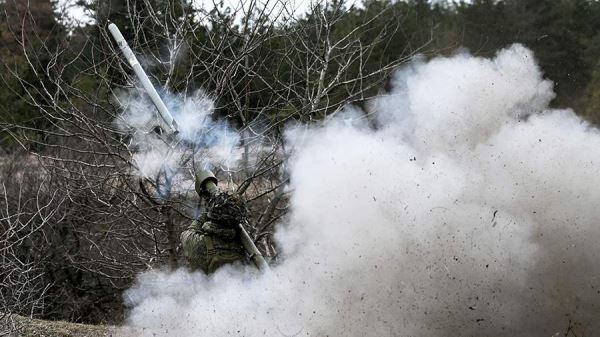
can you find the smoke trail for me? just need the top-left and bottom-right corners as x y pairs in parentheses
(114, 89), (240, 194)
(119, 45), (600, 336)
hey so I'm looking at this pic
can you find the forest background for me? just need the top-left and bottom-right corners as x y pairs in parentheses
(2, 0), (600, 327)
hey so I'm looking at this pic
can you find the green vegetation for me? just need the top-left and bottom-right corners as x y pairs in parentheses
(2, 0), (600, 328)
(3, 0), (600, 143)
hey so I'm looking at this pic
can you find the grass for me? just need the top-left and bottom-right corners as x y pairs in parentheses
(3, 314), (112, 337)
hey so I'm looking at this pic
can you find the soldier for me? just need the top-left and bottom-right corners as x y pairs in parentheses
(180, 170), (249, 274)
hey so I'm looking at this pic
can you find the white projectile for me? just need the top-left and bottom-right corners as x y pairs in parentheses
(108, 23), (179, 134)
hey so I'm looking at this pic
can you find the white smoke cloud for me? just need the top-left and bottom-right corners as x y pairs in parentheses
(114, 89), (240, 194)
(119, 44), (600, 336)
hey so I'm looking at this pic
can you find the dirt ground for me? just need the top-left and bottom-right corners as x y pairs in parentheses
(3, 315), (112, 337)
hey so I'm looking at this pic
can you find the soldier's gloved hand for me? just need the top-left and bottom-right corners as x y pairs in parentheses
(201, 221), (237, 240)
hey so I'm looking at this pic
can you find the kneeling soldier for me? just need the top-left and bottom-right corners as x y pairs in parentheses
(180, 170), (249, 274)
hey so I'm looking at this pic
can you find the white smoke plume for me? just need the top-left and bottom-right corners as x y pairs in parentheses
(115, 89), (240, 194)
(119, 45), (600, 336)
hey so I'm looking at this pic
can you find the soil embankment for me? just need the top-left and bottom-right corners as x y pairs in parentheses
(4, 315), (111, 337)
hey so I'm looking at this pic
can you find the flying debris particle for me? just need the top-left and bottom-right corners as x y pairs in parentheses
(122, 44), (600, 337)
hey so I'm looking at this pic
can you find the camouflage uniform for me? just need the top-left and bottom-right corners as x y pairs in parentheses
(180, 192), (248, 274)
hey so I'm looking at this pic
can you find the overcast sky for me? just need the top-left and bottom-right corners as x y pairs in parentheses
(59, 0), (363, 27)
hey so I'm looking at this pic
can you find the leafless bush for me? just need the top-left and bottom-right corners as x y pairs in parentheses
(0, 153), (63, 334)
(1, 0), (422, 322)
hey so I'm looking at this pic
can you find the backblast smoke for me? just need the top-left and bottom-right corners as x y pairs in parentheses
(119, 45), (600, 336)
(114, 89), (240, 194)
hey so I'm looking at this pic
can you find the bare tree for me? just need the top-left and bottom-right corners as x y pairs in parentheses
(0, 153), (63, 334)
(1, 0), (424, 321)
